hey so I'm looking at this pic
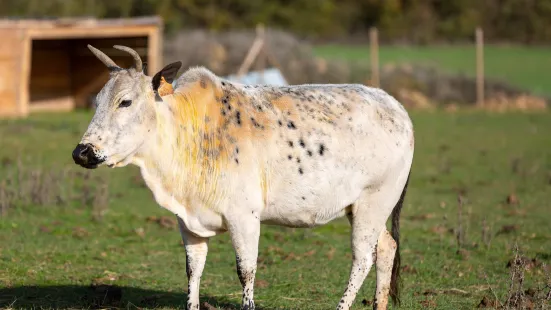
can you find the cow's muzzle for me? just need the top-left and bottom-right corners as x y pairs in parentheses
(72, 143), (102, 169)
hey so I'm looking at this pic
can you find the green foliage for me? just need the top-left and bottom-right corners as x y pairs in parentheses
(1, 111), (551, 309)
(1, 0), (551, 42)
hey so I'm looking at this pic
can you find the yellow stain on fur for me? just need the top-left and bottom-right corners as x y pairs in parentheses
(271, 95), (295, 115)
(150, 79), (230, 209)
(260, 166), (270, 207)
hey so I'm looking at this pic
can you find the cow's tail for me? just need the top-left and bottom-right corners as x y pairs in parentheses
(389, 172), (410, 306)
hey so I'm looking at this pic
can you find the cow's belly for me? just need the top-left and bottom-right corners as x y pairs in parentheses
(260, 205), (349, 228)
(259, 164), (369, 228)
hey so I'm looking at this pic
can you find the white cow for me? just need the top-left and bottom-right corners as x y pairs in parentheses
(72, 45), (414, 310)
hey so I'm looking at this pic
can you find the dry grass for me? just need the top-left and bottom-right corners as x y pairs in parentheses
(0, 160), (109, 217)
(480, 245), (551, 309)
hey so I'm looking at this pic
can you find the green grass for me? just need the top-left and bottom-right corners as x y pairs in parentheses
(314, 45), (551, 97)
(1, 110), (551, 309)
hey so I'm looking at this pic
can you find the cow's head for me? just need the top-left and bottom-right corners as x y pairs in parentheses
(72, 45), (182, 169)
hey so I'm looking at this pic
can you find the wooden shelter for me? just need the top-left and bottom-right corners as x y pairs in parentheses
(0, 17), (163, 118)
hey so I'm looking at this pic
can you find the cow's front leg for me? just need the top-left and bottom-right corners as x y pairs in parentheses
(227, 212), (261, 310)
(178, 218), (208, 310)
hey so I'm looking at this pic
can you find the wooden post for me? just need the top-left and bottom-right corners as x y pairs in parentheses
(476, 27), (484, 107)
(369, 27), (380, 88)
(256, 24), (266, 83)
(19, 32), (31, 117)
(237, 29), (264, 78)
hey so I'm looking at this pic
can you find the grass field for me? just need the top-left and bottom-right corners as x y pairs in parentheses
(314, 45), (551, 97)
(1, 110), (551, 309)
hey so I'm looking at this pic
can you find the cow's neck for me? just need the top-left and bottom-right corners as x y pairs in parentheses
(137, 96), (227, 208)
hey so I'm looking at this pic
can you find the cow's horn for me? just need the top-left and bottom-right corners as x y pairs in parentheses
(113, 45), (143, 71)
(87, 45), (119, 70)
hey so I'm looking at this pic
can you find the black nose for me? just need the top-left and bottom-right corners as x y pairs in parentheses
(72, 143), (99, 168)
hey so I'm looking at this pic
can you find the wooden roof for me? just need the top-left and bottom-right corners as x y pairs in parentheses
(0, 16), (162, 29)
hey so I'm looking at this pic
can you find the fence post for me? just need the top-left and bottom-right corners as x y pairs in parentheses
(256, 24), (266, 84)
(369, 27), (379, 88)
(237, 24), (265, 78)
(476, 27), (484, 107)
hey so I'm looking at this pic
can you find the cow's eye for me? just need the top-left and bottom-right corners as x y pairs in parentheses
(119, 100), (132, 108)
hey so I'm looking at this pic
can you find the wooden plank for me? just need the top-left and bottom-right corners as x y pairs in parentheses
(26, 26), (156, 40)
(19, 32), (31, 116)
(0, 28), (18, 108)
(0, 91), (17, 115)
(0, 29), (23, 117)
(0, 29), (20, 57)
(28, 96), (74, 112)
(0, 60), (16, 92)
(67, 36), (149, 48)
(147, 27), (162, 74)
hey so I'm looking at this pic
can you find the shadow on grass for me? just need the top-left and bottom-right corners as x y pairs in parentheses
(0, 284), (250, 309)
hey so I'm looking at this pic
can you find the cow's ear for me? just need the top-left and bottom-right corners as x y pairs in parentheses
(152, 61), (182, 92)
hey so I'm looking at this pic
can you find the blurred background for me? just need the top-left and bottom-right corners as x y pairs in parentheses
(1, 0), (550, 116)
(0, 1), (550, 309)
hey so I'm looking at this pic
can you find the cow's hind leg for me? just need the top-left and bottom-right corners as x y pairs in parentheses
(374, 230), (397, 310)
(337, 191), (391, 310)
(337, 164), (410, 310)
(337, 168), (409, 310)
(178, 218), (209, 310)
